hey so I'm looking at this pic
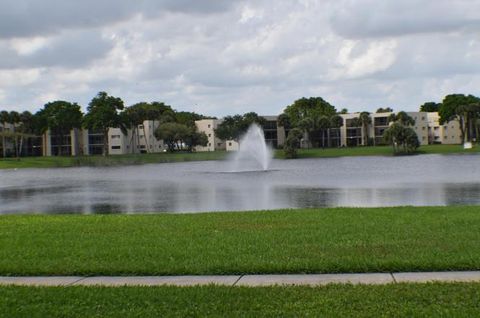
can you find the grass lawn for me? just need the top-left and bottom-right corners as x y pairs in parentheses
(0, 151), (228, 169)
(1, 206), (480, 276)
(1, 283), (480, 317)
(0, 144), (478, 169)
(278, 144), (480, 159)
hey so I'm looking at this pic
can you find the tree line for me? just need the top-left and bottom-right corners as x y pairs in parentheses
(420, 94), (480, 144)
(0, 91), (211, 158)
(2, 92), (479, 159)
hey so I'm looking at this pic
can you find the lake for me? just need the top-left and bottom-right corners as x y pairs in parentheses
(1, 154), (479, 214)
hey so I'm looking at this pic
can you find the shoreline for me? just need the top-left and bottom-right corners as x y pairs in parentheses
(0, 144), (478, 169)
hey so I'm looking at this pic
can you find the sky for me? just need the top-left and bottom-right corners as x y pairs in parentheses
(0, 0), (479, 117)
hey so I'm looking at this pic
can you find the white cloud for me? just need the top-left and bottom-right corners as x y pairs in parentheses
(0, 0), (479, 116)
(333, 40), (397, 78)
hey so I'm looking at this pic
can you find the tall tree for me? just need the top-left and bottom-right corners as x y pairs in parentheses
(83, 92), (125, 156)
(215, 112), (265, 141)
(36, 101), (83, 135)
(154, 122), (207, 152)
(358, 112), (371, 146)
(277, 113), (291, 130)
(0, 110), (9, 158)
(8, 111), (20, 157)
(419, 102), (440, 112)
(439, 94), (480, 143)
(127, 102), (152, 153)
(36, 100), (83, 156)
(376, 107), (393, 113)
(283, 97), (336, 128)
(329, 115), (343, 147)
(383, 122), (419, 154)
(316, 115), (330, 148)
(283, 128), (303, 159)
(13, 111), (36, 158)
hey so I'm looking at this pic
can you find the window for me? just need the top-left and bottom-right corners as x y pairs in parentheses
(139, 125), (144, 129)
(111, 135), (121, 139)
(228, 142), (232, 146)
(111, 146), (121, 150)
(208, 124), (211, 128)
(140, 145), (146, 149)
(421, 116), (425, 120)
(208, 133), (211, 137)
(208, 143), (211, 147)
(422, 127), (426, 130)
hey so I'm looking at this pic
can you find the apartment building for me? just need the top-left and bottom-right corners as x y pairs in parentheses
(0, 122), (42, 157)
(339, 112), (429, 147)
(194, 116), (286, 152)
(427, 113), (462, 144)
(106, 121), (166, 155)
(194, 119), (225, 152)
(339, 113), (363, 146)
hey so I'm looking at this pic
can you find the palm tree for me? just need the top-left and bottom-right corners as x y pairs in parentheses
(0, 110), (9, 158)
(316, 115), (330, 148)
(395, 111), (415, 126)
(8, 111), (20, 157)
(15, 111), (34, 158)
(298, 117), (314, 148)
(359, 111), (371, 146)
(329, 115), (343, 147)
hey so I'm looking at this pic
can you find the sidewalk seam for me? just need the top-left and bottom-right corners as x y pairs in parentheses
(67, 276), (88, 286)
(390, 272), (397, 284)
(232, 275), (244, 286)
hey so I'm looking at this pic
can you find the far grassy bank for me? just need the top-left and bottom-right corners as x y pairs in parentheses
(0, 151), (228, 169)
(2, 283), (480, 317)
(1, 206), (480, 276)
(277, 144), (480, 159)
(0, 144), (478, 169)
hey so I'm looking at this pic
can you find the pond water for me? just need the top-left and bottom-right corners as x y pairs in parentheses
(1, 154), (480, 214)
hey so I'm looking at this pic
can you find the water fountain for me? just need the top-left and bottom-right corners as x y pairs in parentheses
(230, 124), (273, 172)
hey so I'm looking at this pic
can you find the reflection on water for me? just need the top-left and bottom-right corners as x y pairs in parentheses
(1, 154), (480, 214)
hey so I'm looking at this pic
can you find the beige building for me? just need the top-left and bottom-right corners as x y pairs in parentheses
(427, 112), (462, 144)
(108, 120), (166, 155)
(194, 116), (286, 152)
(226, 139), (239, 151)
(195, 119), (226, 152)
(339, 111), (430, 147)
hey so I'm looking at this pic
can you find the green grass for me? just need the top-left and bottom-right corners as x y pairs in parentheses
(1, 283), (480, 317)
(0, 151), (228, 169)
(276, 144), (480, 159)
(1, 206), (480, 276)
(1, 144), (478, 169)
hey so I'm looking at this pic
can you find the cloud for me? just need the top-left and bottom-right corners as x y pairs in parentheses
(0, 30), (113, 69)
(0, 0), (240, 39)
(0, 0), (479, 116)
(330, 0), (480, 38)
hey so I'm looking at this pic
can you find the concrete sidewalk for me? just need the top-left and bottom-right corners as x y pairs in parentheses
(1, 271), (480, 287)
